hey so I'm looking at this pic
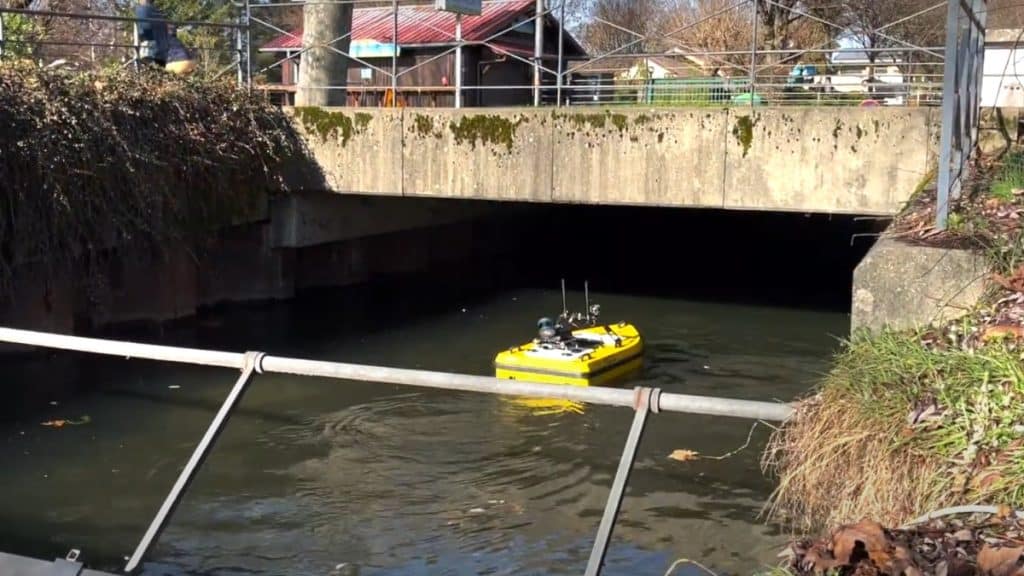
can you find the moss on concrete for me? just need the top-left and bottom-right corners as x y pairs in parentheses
(557, 110), (632, 134)
(354, 112), (373, 132)
(294, 107), (371, 146)
(448, 114), (522, 151)
(412, 113), (442, 139)
(833, 118), (844, 140)
(732, 114), (756, 158)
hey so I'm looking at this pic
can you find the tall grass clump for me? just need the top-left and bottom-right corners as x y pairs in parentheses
(762, 328), (1024, 533)
(991, 151), (1024, 202)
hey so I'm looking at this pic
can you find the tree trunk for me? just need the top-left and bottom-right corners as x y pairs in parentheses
(295, 1), (353, 106)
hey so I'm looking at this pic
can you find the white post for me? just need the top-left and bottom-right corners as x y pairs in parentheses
(391, 0), (398, 106)
(533, 0), (544, 106)
(556, 0), (564, 106)
(455, 13), (463, 108)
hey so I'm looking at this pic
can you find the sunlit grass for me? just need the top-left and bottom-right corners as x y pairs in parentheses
(762, 328), (1024, 533)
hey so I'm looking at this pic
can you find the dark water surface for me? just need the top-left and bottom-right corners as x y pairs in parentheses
(0, 283), (847, 575)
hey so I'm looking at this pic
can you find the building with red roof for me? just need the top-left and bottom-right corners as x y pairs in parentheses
(258, 0), (585, 107)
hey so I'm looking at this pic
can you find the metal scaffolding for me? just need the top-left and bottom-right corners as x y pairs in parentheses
(936, 0), (988, 229)
(0, 0), (964, 109)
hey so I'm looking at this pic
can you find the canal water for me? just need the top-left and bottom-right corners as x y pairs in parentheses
(0, 281), (847, 576)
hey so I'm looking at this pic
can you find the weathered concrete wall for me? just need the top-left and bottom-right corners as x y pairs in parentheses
(403, 109), (553, 201)
(292, 106), (938, 215)
(0, 192), (493, 334)
(725, 108), (933, 214)
(852, 238), (989, 332)
(288, 108), (403, 195)
(979, 107), (1022, 156)
(270, 191), (494, 248)
(551, 109), (727, 207)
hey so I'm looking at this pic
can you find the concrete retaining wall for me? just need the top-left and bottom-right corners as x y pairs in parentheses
(293, 106), (938, 215)
(0, 193), (493, 334)
(852, 238), (990, 332)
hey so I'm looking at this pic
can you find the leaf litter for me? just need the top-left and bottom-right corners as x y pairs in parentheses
(783, 511), (1024, 576)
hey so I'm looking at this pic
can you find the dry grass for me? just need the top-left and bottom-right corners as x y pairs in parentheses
(761, 329), (1024, 534)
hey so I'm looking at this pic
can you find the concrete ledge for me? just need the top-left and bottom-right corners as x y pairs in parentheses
(291, 106), (938, 215)
(852, 238), (989, 332)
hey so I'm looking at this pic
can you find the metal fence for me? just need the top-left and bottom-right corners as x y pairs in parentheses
(0, 0), (961, 108)
(0, 3), (247, 80)
(0, 326), (790, 575)
(0, 0), (992, 223)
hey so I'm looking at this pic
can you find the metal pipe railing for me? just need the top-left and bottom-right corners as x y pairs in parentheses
(0, 327), (792, 420)
(0, 326), (791, 575)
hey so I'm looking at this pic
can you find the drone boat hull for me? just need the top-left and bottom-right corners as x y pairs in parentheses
(493, 322), (643, 386)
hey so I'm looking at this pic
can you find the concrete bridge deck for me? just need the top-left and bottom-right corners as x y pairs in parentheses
(291, 106), (939, 216)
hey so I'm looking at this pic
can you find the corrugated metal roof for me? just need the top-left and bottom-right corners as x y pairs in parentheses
(262, 0), (536, 51)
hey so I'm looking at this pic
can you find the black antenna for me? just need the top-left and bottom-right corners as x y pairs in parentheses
(561, 278), (567, 317)
(584, 280), (590, 323)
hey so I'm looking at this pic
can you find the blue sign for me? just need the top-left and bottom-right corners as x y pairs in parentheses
(435, 0), (482, 15)
(350, 39), (400, 58)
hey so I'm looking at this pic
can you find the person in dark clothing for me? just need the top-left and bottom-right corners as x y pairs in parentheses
(165, 25), (196, 74)
(135, 0), (169, 67)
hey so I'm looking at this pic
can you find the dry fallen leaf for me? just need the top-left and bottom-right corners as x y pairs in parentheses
(978, 544), (1024, 576)
(832, 520), (891, 566)
(800, 543), (838, 573)
(668, 449), (700, 462)
(40, 420), (66, 428)
(983, 325), (1024, 342)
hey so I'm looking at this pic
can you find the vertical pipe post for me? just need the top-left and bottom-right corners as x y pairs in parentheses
(556, 0), (565, 107)
(455, 13), (463, 108)
(534, 0), (544, 106)
(936, 0), (962, 229)
(967, 0), (986, 146)
(236, 13), (244, 85)
(0, 14), (5, 59)
(245, 0), (252, 90)
(391, 0), (398, 106)
(584, 388), (655, 576)
(132, 21), (140, 71)
(124, 353), (262, 573)
(749, 0), (757, 107)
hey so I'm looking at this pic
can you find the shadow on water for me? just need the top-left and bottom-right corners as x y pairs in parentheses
(0, 202), (875, 575)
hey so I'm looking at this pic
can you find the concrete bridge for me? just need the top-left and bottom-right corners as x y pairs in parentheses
(291, 106), (939, 216)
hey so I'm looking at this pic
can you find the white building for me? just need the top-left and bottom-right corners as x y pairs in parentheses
(983, 29), (1024, 108)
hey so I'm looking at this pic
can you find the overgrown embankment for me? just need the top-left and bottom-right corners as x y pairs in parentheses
(0, 63), (310, 286)
(762, 153), (1024, 541)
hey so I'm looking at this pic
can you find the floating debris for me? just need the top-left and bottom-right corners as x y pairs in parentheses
(668, 449), (700, 462)
(41, 415), (91, 428)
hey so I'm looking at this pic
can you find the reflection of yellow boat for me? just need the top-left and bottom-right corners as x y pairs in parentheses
(493, 281), (644, 388)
